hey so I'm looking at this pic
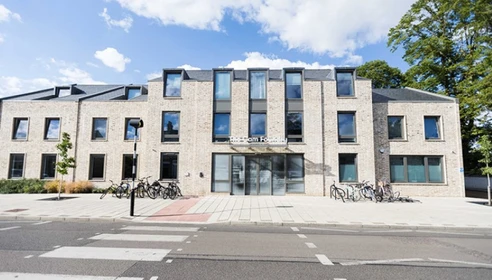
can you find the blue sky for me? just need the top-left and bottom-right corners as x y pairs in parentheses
(0, 0), (415, 97)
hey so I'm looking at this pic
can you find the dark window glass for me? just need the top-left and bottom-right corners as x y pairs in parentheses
(162, 112), (180, 142)
(250, 71), (266, 99)
(390, 157), (405, 182)
(250, 113), (266, 137)
(214, 113), (230, 142)
(339, 154), (357, 182)
(214, 72), (231, 100)
(41, 154), (57, 179)
(125, 118), (141, 140)
(338, 112), (356, 142)
(424, 116), (441, 139)
(122, 154), (138, 180)
(13, 118), (28, 140)
(407, 156), (426, 183)
(388, 116), (403, 139)
(336, 72), (354, 96)
(287, 112), (303, 142)
(127, 88), (141, 100)
(165, 73), (181, 97)
(44, 118), (60, 140)
(160, 153), (178, 179)
(389, 156), (443, 183)
(286, 155), (304, 192)
(286, 73), (302, 98)
(428, 157), (443, 182)
(92, 118), (107, 140)
(89, 154), (105, 180)
(9, 154), (25, 178)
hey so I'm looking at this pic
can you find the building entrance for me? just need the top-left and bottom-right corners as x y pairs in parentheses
(245, 157), (272, 195)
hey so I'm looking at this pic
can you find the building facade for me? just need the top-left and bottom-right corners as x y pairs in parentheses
(0, 68), (465, 196)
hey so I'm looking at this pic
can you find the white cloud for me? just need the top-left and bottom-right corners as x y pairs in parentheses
(177, 64), (201, 70)
(86, 62), (100, 68)
(58, 67), (105, 84)
(134, 69), (141, 73)
(0, 76), (55, 97)
(0, 4), (22, 22)
(146, 71), (161, 80)
(99, 8), (133, 32)
(114, 0), (414, 60)
(344, 54), (363, 66)
(94, 47), (131, 72)
(0, 34), (4, 44)
(224, 52), (335, 69)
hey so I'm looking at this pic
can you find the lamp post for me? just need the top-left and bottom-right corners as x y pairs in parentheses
(128, 118), (144, 216)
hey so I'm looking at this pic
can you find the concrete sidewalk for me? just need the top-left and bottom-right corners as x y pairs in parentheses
(1, 194), (492, 230)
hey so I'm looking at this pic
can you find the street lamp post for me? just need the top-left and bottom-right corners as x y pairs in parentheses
(128, 119), (144, 216)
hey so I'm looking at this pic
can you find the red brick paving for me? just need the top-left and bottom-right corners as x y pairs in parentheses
(146, 198), (211, 222)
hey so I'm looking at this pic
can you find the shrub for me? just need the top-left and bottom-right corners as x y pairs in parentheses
(0, 179), (45, 194)
(44, 180), (65, 193)
(65, 181), (94, 194)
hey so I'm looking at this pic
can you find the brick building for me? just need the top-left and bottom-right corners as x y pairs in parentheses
(0, 68), (465, 196)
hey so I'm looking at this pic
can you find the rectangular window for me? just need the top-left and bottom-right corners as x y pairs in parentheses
(44, 118), (60, 140)
(339, 154), (357, 182)
(160, 153), (178, 180)
(249, 71), (266, 99)
(9, 154), (25, 179)
(127, 88), (141, 100)
(124, 118), (141, 140)
(58, 88), (71, 97)
(286, 112), (303, 142)
(389, 156), (443, 183)
(12, 118), (28, 140)
(122, 154), (138, 180)
(214, 113), (230, 142)
(92, 118), (107, 140)
(89, 154), (105, 180)
(424, 116), (441, 140)
(338, 112), (356, 143)
(41, 154), (57, 179)
(336, 71), (354, 96)
(162, 112), (180, 142)
(212, 154), (230, 192)
(165, 73), (181, 97)
(286, 155), (304, 193)
(250, 113), (266, 137)
(286, 72), (302, 99)
(214, 72), (231, 100)
(388, 116), (404, 140)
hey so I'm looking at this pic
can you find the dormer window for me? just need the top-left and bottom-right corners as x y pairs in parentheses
(57, 87), (71, 97)
(164, 72), (182, 97)
(127, 88), (141, 100)
(336, 69), (355, 96)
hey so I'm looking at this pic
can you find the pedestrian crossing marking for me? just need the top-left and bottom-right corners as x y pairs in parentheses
(122, 226), (199, 232)
(39, 246), (171, 261)
(89, 234), (188, 242)
(0, 273), (143, 280)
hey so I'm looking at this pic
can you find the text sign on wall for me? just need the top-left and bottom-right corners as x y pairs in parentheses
(229, 136), (287, 145)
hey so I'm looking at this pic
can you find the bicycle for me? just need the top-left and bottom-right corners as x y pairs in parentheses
(100, 180), (120, 199)
(329, 181), (346, 203)
(115, 181), (131, 199)
(375, 178), (400, 202)
(345, 184), (361, 202)
(170, 179), (182, 197)
(135, 176), (157, 199)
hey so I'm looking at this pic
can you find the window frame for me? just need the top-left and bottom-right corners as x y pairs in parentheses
(124, 118), (141, 141)
(12, 117), (29, 140)
(339, 154), (358, 183)
(213, 113), (231, 142)
(337, 112), (357, 143)
(126, 87), (142, 100)
(160, 153), (178, 180)
(91, 118), (108, 141)
(89, 154), (106, 181)
(286, 154), (305, 193)
(389, 155), (444, 183)
(44, 118), (61, 140)
(122, 154), (138, 180)
(162, 111), (180, 142)
(41, 154), (57, 179)
(424, 116), (442, 140)
(214, 71), (232, 100)
(387, 115), (405, 140)
(286, 112), (303, 143)
(8, 153), (25, 179)
(285, 71), (303, 99)
(336, 70), (355, 97)
(249, 70), (267, 100)
(249, 113), (267, 138)
(164, 71), (183, 97)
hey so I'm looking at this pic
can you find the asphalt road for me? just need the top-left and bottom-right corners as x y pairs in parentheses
(1, 220), (492, 279)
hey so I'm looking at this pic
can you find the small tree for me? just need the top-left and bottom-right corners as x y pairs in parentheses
(56, 132), (76, 200)
(477, 135), (492, 205)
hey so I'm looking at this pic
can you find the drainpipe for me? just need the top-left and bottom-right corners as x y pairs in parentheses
(72, 100), (81, 182)
(321, 81), (326, 196)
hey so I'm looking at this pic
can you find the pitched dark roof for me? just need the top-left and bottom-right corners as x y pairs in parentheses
(372, 88), (456, 103)
(305, 69), (334, 80)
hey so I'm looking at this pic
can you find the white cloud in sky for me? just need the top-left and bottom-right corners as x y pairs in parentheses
(343, 54), (363, 66)
(94, 47), (131, 72)
(114, 0), (414, 60)
(86, 62), (100, 68)
(224, 52), (335, 69)
(0, 4), (22, 22)
(0, 34), (4, 44)
(177, 64), (201, 70)
(99, 8), (133, 32)
(146, 71), (161, 80)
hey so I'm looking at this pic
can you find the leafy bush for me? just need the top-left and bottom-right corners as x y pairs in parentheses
(92, 187), (105, 193)
(65, 181), (94, 194)
(44, 180), (65, 193)
(0, 179), (46, 194)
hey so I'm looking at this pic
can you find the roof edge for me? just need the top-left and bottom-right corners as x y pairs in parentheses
(405, 87), (457, 102)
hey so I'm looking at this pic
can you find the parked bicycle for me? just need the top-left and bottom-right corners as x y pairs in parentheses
(135, 176), (157, 199)
(100, 180), (121, 199)
(329, 181), (346, 203)
(170, 180), (183, 197)
(375, 178), (400, 202)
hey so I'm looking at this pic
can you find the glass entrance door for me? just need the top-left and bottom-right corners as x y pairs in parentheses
(245, 156), (272, 195)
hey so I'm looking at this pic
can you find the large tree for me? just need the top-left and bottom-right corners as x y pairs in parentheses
(357, 60), (404, 88)
(388, 0), (492, 174)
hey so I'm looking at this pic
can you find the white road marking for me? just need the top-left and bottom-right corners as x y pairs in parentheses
(53, 245), (61, 248)
(150, 277), (159, 280)
(0, 226), (20, 231)
(340, 258), (424, 266)
(193, 235), (198, 237)
(122, 226), (199, 232)
(186, 241), (191, 244)
(428, 258), (492, 268)
(315, 254), (334, 265)
(95, 233), (100, 235)
(291, 227), (299, 232)
(297, 234), (307, 239)
(177, 248), (183, 252)
(416, 230), (483, 236)
(32, 221), (52, 225)
(77, 238), (84, 241)
(166, 259), (173, 263)
(89, 234), (188, 242)
(301, 227), (358, 233)
(24, 255), (33, 259)
(365, 230), (413, 233)
(334, 278), (347, 280)
(305, 242), (317, 248)
(0, 272), (143, 279)
(39, 246), (171, 261)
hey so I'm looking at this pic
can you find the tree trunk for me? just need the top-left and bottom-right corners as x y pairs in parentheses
(487, 163), (491, 206)
(58, 175), (63, 200)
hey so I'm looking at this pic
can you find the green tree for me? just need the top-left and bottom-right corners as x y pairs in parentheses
(476, 135), (492, 205)
(56, 132), (76, 200)
(388, 0), (492, 174)
(356, 60), (404, 88)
